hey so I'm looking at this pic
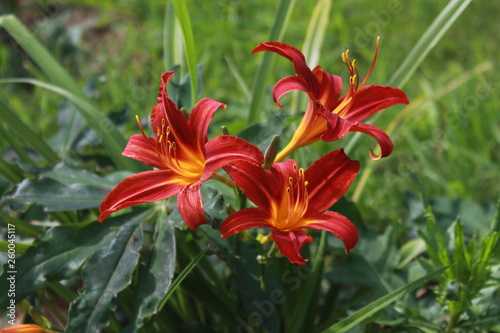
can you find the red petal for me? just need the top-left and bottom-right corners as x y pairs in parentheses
(305, 211), (358, 253)
(305, 149), (360, 213)
(224, 162), (281, 211)
(271, 229), (313, 265)
(318, 105), (353, 142)
(189, 98), (226, 147)
(220, 208), (271, 238)
(150, 72), (199, 155)
(99, 170), (183, 222)
(151, 72), (175, 131)
(253, 42), (320, 96)
(177, 182), (206, 229)
(203, 135), (264, 181)
(344, 85), (409, 122)
(272, 76), (312, 107)
(349, 122), (394, 159)
(313, 66), (343, 110)
(122, 134), (165, 169)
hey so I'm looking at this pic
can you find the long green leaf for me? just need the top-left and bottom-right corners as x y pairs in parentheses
(171, 0), (198, 107)
(0, 15), (83, 97)
(0, 210), (150, 309)
(124, 210), (176, 332)
(163, 1), (184, 72)
(286, 231), (326, 333)
(0, 78), (140, 171)
(0, 100), (59, 165)
(0, 241), (30, 254)
(247, 0), (296, 124)
(388, 0), (473, 88)
(0, 15), (141, 171)
(0, 122), (33, 165)
(321, 266), (447, 333)
(1, 215), (44, 238)
(344, 0), (472, 155)
(157, 246), (207, 312)
(66, 216), (144, 333)
(4, 178), (106, 212)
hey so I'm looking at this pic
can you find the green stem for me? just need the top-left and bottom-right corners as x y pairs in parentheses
(210, 172), (236, 188)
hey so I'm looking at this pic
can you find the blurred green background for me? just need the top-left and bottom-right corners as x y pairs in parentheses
(1, 0), (498, 229)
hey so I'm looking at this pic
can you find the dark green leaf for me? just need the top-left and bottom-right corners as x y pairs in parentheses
(321, 266), (447, 333)
(66, 214), (145, 333)
(0, 210), (149, 309)
(42, 162), (120, 190)
(4, 178), (107, 211)
(124, 213), (176, 332)
(238, 114), (291, 150)
(201, 184), (228, 229)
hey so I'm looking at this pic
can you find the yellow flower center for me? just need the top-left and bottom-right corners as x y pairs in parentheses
(271, 164), (310, 230)
(156, 120), (205, 184)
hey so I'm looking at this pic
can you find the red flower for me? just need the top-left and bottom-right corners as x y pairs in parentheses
(220, 149), (360, 265)
(0, 324), (55, 333)
(99, 72), (264, 229)
(253, 39), (409, 162)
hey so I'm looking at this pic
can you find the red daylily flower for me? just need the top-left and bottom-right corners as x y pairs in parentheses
(99, 72), (264, 229)
(0, 325), (55, 333)
(220, 149), (360, 265)
(253, 39), (409, 162)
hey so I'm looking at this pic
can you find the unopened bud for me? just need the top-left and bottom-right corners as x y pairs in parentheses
(262, 135), (280, 169)
(180, 107), (190, 118)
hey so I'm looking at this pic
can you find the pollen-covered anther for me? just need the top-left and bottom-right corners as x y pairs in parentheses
(135, 115), (147, 137)
(298, 168), (305, 178)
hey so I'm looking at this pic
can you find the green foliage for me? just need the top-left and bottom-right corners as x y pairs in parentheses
(1, 1), (499, 332)
(419, 213), (499, 332)
(67, 214), (144, 332)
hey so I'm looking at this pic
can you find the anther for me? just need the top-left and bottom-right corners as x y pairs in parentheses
(289, 177), (293, 185)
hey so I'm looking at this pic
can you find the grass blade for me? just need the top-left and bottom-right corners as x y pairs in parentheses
(344, 0), (472, 156)
(0, 15), (83, 97)
(0, 100), (59, 165)
(157, 246), (208, 312)
(0, 15), (141, 171)
(163, 1), (184, 72)
(0, 79), (141, 171)
(320, 266), (447, 333)
(225, 55), (251, 102)
(290, 0), (331, 115)
(388, 0), (473, 88)
(247, 0), (296, 124)
(171, 0), (198, 107)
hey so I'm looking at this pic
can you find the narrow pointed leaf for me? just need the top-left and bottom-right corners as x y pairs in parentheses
(157, 246), (207, 312)
(171, 0), (198, 107)
(247, 0), (296, 123)
(0, 78), (141, 171)
(321, 266), (447, 333)
(0, 100), (59, 165)
(0, 14), (83, 97)
(388, 0), (473, 88)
